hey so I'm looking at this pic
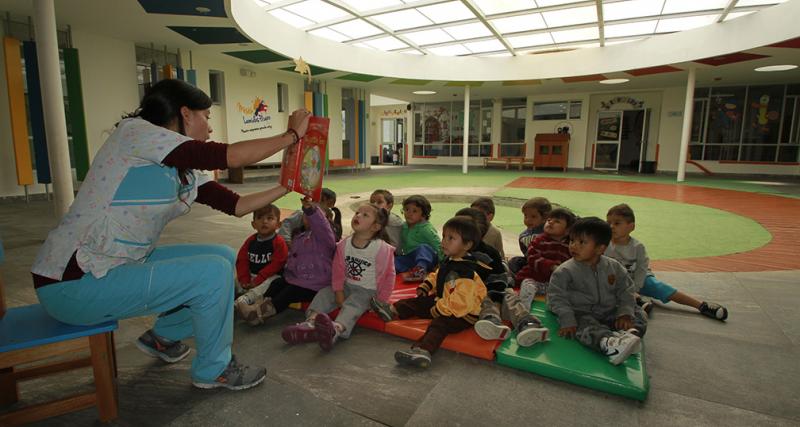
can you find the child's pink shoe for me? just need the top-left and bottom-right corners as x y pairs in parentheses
(314, 313), (339, 351)
(281, 321), (317, 344)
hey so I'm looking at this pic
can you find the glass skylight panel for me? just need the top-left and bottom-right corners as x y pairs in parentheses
(736, 0), (786, 5)
(662, 0), (728, 14)
(603, 20), (657, 38)
(536, 0), (588, 6)
(473, 0), (536, 16)
(339, 0), (403, 12)
(366, 36), (409, 51)
(723, 11), (756, 21)
(463, 39), (506, 53)
(603, 0), (665, 22)
(330, 19), (383, 38)
(284, 1), (351, 24)
(542, 6), (597, 28)
(444, 23), (493, 40)
(404, 28), (454, 45)
(656, 15), (718, 32)
(417, 1), (475, 24)
(551, 27), (599, 43)
(490, 14), (546, 34)
(507, 33), (554, 48)
(428, 44), (472, 56)
(269, 9), (314, 28)
(372, 9), (433, 31)
(309, 27), (351, 42)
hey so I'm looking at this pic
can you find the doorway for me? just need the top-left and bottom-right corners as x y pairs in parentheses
(593, 109), (650, 172)
(381, 118), (404, 165)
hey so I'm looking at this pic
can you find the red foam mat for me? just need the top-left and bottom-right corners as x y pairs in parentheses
(291, 276), (500, 360)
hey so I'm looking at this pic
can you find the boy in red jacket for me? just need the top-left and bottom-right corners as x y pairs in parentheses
(515, 207), (576, 309)
(235, 204), (288, 323)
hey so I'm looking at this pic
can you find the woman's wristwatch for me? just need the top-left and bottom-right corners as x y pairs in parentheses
(286, 128), (300, 144)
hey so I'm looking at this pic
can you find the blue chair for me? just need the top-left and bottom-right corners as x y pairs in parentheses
(0, 253), (119, 424)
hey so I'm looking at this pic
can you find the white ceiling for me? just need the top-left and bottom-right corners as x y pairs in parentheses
(257, 0), (787, 57)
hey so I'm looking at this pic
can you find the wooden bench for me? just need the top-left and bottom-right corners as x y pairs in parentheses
(483, 157), (527, 170)
(1, 267), (119, 425)
(327, 158), (357, 174)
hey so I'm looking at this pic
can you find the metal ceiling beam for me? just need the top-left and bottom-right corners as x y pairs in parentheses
(717, 0), (740, 23)
(459, 0), (516, 56)
(596, 0), (605, 47)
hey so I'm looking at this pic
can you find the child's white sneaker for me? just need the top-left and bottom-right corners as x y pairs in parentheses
(515, 320), (549, 347)
(604, 331), (641, 365)
(474, 316), (511, 341)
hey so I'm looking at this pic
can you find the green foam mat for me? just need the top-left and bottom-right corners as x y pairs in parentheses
(495, 301), (649, 401)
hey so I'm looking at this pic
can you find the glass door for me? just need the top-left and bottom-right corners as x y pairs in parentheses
(594, 111), (622, 170)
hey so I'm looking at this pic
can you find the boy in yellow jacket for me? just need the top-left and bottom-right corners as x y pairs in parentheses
(372, 216), (488, 368)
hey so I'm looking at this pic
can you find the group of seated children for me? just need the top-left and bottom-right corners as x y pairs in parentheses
(232, 188), (729, 369)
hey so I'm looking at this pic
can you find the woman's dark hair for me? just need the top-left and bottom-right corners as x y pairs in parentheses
(127, 79), (212, 135)
(402, 195), (432, 220)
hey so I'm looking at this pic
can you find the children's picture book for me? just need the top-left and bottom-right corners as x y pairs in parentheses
(279, 116), (329, 201)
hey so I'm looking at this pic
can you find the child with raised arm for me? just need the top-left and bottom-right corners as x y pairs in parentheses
(395, 195), (442, 282)
(234, 204), (288, 318)
(509, 197), (552, 274)
(371, 216), (487, 368)
(515, 207), (576, 308)
(278, 188), (342, 245)
(471, 197), (505, 258)
(281, 203), (396, 350)
(370, 189), (404, 247)
(548, 217), (647, 366)
(242, 197), (336, 325)
(605, 204), (728, 321)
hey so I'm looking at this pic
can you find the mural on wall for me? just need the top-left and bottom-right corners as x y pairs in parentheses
(423, 105), (449, 144)
(237, 96), (273, 133)
(744, 85), (783, 144)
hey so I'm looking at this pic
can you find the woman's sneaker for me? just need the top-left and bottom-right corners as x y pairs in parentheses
(604, 331), (642, 366)
(699, 301), (728, 321)
(314, 312), (339, 351)
(474, 316), (511, 341)
(370, 297), (396, 322)
(515, 320), (549, 348)
(192, 355), (266, 391)
(394, 348), (432, 368)
(135, 329), (191, 363)
(281, 320), (317, 344)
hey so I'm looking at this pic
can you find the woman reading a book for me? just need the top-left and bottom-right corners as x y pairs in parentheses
(31, 79), (309, 391)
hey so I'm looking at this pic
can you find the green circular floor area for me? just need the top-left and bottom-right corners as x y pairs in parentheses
(268, 170), (772, 261)
(428, 189), (770, 259)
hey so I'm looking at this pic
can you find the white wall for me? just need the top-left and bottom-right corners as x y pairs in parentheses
(527, 93), (591, 169)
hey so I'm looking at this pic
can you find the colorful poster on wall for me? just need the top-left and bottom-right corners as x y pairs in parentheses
(280, 116), (329, 201)
(744, 85), (783, 144)
(237, 96), (273, 134)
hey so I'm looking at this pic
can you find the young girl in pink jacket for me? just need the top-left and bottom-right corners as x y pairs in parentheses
(282, 203), (396, 350)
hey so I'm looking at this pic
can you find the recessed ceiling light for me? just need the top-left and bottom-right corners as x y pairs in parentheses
(599, 78), (629, 84)
(195, 6), (211, 13)
(754, 65), (798, 72)
(413, 90), (436, 95)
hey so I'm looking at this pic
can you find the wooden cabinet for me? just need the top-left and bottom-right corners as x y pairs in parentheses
(534, 133), (569, 172)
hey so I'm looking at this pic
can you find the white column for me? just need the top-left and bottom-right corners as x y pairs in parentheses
(34, 0), (74, 216)
(676, 67), (696, 182)
(462, 85), (470, 174)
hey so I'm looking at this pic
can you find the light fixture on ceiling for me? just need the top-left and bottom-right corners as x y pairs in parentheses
(413, 90), (436, 95)
(195, 6), (211, 13)
(599, 78), (630, 84)
(754, 65), (798, 72)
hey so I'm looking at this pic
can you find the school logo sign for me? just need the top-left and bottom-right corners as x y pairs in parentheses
(237, 97), (273, 133)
